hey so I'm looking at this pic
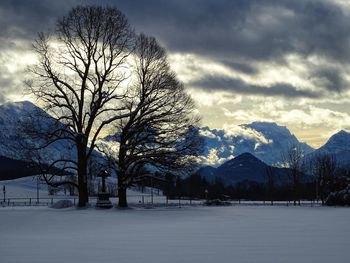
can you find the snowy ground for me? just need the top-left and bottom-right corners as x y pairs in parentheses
(1, 176), (50, 198)
(0, 177), (200, 207)
(0, 205), (349, 263)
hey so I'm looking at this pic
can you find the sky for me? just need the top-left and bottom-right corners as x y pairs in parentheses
(1, 0), (350, 148)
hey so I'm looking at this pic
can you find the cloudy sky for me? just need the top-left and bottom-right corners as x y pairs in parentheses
(1, 0), (350, 147)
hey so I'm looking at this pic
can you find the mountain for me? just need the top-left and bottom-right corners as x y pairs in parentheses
(217, 153), (274, 184)
(0, 100), (109, 180)
(0, 100), (83, 180)
(306, 130), (350, 167)
(199, 122), (314, 166)
(0, 156), (70, 181)
(0, 101), (76, 163)
(0, 156), (43, 181)
(197, 152), (290, 185)
(196, 165), (218, 182)
(4, 100), (350, 180)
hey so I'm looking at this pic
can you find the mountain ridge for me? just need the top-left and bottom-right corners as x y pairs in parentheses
(199, 121), (314, 166)
(305, 130), (350, 167)
(1, 100), (350, 174)
(196, 152), (290, 186)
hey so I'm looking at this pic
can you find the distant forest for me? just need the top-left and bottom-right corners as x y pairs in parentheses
(136, 167), (350, 205)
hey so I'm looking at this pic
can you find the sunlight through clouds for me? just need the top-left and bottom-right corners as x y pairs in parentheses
(2, 0), (350, 147)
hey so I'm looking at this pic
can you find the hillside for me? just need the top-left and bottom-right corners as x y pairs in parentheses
(305, 130), (350, 167)
(0, 101), (76, 163)
(197, 152), (290, 185)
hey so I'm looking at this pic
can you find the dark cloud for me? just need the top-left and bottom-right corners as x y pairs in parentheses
(4, 0), (346, 62)
(219, 60), (258, 75)
(0, 0), (78, 39)
(0, 0), (349, 98)
(311, 66), (348, 93)
(0, 0), (80, 100)
(190, 76), (321, 99)
(111, 0), (350, 61)
(110, 0), (350, 94)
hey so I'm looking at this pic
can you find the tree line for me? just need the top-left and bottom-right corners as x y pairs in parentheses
(142, 152), (350, 205)
(133, 146), (349, 206)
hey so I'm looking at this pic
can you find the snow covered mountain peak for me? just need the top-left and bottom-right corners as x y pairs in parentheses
(309, 130), (350, 155)
(0, 100), (77, 164)
(2, 101), (350, 170)
(0, 100), (39, 117)
(199, 122), (314, 166)
(303, 130), (350, 167)
(241, 121), (294, 139)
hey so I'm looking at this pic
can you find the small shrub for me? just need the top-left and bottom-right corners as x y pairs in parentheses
(204, 199), (231, 206)
(51, 200), (74, 209)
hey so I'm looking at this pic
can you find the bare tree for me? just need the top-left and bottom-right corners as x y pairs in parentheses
(283, 144), (305, 205)
(26, 6), (135, 207)
(265, 166), (276, 205)
(100, 34), (203, 207)
(311, 153), (337, 205)
(18, 110), (79, 191)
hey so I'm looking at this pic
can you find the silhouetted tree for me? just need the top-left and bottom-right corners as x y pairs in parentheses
(311, 153), (337, 205)
(265, 166), (276, 205)
(27, 6), (135, 206)
(283, 144), (305, 205)
(100, 34), (202, 207)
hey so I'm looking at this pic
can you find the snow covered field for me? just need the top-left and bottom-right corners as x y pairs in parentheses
(0, 177), (171, 206)
(0, 205), (349, 263)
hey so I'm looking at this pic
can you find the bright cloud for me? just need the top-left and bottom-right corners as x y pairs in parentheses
(1, 0), (350, 148)
(222, 124), (272, 145)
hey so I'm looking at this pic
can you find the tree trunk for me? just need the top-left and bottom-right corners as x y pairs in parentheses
(77, 142), (89, 207)
(118, 175), (128, 207)
(77, 164), (88, 207)
(293, 173), (298, 206)
(117, 136), (128, 208)
(118, 186), (128, 208)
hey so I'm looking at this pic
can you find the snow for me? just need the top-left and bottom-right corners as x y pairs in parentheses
(199, 122), (314, 166)
(0, 205), (349, 263)
(0, 177), (164, 206)
(306, 130), (350, 166)
(1, 177), (49, 198)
